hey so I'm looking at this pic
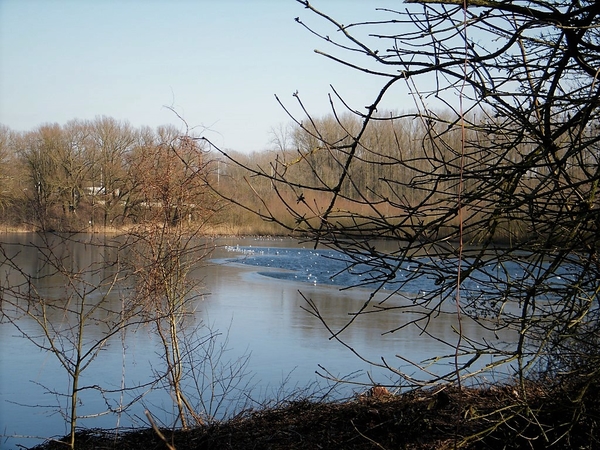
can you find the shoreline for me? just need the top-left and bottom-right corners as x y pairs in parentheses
(28, 381), (598, 450)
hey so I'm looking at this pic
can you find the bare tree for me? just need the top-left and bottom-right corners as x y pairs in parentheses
(207, 1), (600, 446)
(18, 124), (64, 231)
(89, 116), (136, 228)
(58, 120), (94, 222)
(126, 126), (230, 428)
(0, 233), (144, 449)
(0, 125), (26, 224)
(0, 124), (246, 446)
(16, 121), (96, 231)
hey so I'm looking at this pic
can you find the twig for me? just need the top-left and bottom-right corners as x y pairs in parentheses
(350, 419), (388, 450)
(145, 410), (176, 450)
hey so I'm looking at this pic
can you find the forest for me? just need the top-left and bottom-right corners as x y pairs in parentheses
(0, 109), (586, 243)
(0, 113), (460, 235)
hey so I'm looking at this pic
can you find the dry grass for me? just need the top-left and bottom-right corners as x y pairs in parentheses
(30, 380), (600, 450)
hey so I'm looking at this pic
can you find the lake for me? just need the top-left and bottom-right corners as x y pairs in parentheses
(0, 235), (515, 449)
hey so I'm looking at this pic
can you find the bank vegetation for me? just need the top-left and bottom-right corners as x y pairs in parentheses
(30, 381), (600, 450)
(0, 107), (583, 243)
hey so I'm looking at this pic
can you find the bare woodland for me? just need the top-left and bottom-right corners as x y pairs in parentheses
(1, 0), (600, 448)
(209, 0), (600, 446)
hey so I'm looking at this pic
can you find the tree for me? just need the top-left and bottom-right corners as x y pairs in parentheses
(18, 124), (66, 231)
(0, 233), (144, 449)
(89, 116), (136, 228)
(0, 125), (26, 224)
(126, 126), (228, 428)
(0, 123), (248, 446)
(17, 121), (96, 231)
(208, 1), (600, 446)
(57, 120), (94, 222)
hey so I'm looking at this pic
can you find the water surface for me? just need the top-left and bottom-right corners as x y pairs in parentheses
(0, 235), (513, 449)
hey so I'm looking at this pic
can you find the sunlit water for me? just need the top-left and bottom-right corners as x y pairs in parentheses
(0, 236), (515, 449)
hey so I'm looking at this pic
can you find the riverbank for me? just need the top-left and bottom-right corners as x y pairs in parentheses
(0, 223), (293, 238)
(29, 381), (598, 450)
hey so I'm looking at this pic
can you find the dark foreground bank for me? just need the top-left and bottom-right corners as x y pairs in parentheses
(30, 382), (599, 450)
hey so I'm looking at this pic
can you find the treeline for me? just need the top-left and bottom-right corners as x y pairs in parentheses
(222, 110), (593, 242)
(1, 112), (590, 238)
(0, 116), (291, 234)
(0, 117), (219, 232)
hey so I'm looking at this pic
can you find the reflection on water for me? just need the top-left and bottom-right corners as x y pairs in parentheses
(0, 235), (516, 449)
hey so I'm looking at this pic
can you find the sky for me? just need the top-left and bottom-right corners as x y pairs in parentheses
(0, 0), (408, 154)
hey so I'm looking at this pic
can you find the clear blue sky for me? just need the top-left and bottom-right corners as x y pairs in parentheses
(0, 0), (406, 153)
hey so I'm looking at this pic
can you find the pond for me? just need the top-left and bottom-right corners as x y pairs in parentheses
(0, 235), (515, 449)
